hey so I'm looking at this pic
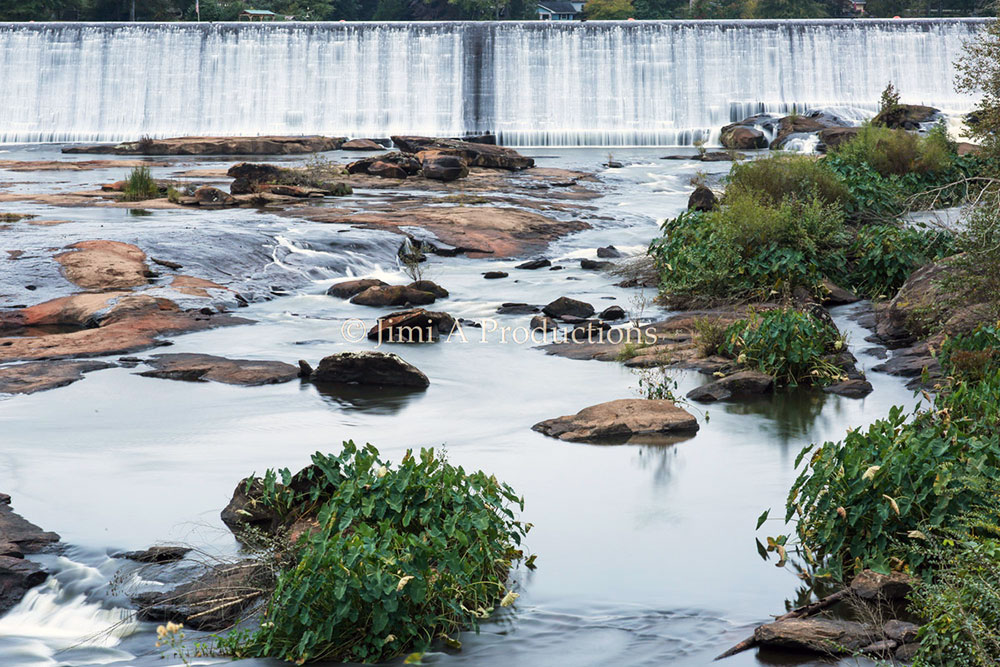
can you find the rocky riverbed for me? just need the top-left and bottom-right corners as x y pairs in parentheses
(0, 141), (926, 667)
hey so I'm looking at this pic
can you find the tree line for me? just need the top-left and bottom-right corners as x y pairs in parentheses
(0, 0), (990, 24)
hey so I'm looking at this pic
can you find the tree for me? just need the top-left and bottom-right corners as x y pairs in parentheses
(584, 0), (634, 19)
(956, 14), (1000, 156)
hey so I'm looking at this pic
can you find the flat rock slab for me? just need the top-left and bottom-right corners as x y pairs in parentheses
(64, 136), (345, 156)
(310, 351), (429, 388)
(0, 360), (113, 395)
(117, 545), (191, 564)
(0, 159), (170, 171)
(138, 354), (299, 386)
(686, 370), (775, 403)
(287, 206), (588, 259)
(533, 398), (699, 442)
(754, 618), (876, 654)
(0, 495), (60, 556)
(54, 240), (150, 290)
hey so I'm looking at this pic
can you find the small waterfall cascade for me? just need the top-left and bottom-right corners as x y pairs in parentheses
(0, 19), (985, 146)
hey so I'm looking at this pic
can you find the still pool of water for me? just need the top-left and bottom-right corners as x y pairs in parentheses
(0, 146), (910, 666)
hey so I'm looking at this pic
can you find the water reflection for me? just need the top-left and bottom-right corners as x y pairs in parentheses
(310, 381), (427, 415)
(720, 390), (831, 448)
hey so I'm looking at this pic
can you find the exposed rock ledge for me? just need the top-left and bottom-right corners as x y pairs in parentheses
(63, 135), (346, 156)
(533, 398), (699, 443)
(1, 494), (60, 614)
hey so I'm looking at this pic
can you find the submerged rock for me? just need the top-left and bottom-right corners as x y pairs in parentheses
(0, 360), (113, 395)
(310, 351), (429, 388)
(532, 398), (699, 442)
(138, 354), (299, 386)
(686, 370), (774, 403)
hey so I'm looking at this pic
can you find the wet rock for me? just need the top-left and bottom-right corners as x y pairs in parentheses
(497, 303), (539, 315)
(872, 104), (940, 130)
(821, 279), (859, 306)
(407, 280), (448, 298)
(367, 308), (456, 343)
(133, 560), (267, 631)
(191, 186), (236, 206)
(597, 245), (622, 259)
(390, 136), (534, 170)
(138, 354), (299, 386)
(367, 161), (409, 180)
(118, 546), (191, 564)
(598, 305), (626, 321)
(850, 569), (915, 602)
(70, 136), (344, 156)
(341, 138), (383, 151)
(516, 258), (551, 270)
(310, 351), (429, 388)
(483, 271), (508, 279)
(581, 258), (613, 271)
(819, 127), (861, 150)
(720, 124), (768, 149)
(883, 620), (919, 644)
(326, 278), (389, 298)
(873, 347), (938, 379)
(823, 378), (874, 398)
(350, 285), (437, 307)
(0, 495), (60, 555)
(864, 346), (889, 360)
(770, 113), (846, 149)
(533, 398), (699, 442)
(687, 185), (718, 212)
(861, 639), (899, 656)
(895, 642), (920, 662)
(606, 160), (624, 168)
(754, 618), (876, 654)
(347, 151), (422, 176)
(0, 360), (113, 394)
(419, 152), (470, 182)
(55, 240), (150, 290)
(0, 556), (47, 614)
(530, 315), (559, 331)
(151, 257), (183, 270)
(875, 260), (956, 347)
(226, 162), (285, 193)
(543, 296), (595, 319)
(297, 359), (313, 377)
(220, 477), (279, 536)
(686, 370), (774, 403)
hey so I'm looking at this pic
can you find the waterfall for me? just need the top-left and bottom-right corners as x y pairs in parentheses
(0, 19), (986, 146)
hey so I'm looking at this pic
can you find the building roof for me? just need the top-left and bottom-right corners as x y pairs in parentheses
(538, 1), (579, 12)
(241, 9), (278, 15)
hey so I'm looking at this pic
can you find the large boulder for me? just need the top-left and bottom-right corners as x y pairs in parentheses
(367, 308), (456, 343)
(686, 370), (774, 402)
(770, 113), (844, 149)
(326, 278), (388, 298)
(367, 161), (409, 180)
(350, 285), (438, 307)
(532, 399), (699, 442)
(754, 618), (876, 654)
(390, 136), (534, 170)
(347, 152), (421, 177)
(872, 104), (940, 130)
(419, 152), (470, 182)
(543, 296), (595, 320)
(687, 185), (718, 212)
(720, 124), (768, 149)
(310, 351), (429, 388)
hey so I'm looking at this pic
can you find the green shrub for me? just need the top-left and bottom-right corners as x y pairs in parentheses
(785, 358), (1000, 578)
(726, 153), (849, 207)
(219, 441), (531, 664)
(942, 201), (1000, 321)
(692, 316), (728, 357)
(649, 192), (845, 305)
(721, 308), (844, 386)
(909, 488), (1000, 666)
(121, 166), (160, 202)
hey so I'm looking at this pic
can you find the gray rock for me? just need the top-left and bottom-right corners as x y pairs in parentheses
(310, 351), (429, 388)
(543, 296), (595, 319)
(754, 618), (876, 654)
(533, 399), (699, 442)
(686, 370), (774, 403)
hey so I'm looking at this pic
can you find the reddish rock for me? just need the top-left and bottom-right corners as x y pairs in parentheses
(67, 136), (346, 156)
(720, 124), (768, 149)
(391, 136), (534, 170)
(350, 284), (437, 307)
(326, 278), (389, 298)
(532, 398), (699, 442)
(192, 186), (236, 206)
(54, 240), (149, 291)
(0, 360), (113, 394)
(367, 161), (409, 180)
(418, 151), (470, 181)
(138, 353), (299, 386)
(367, 308), (456, 343)
(342, 138), (383, 151)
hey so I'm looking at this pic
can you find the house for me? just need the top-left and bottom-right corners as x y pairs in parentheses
(537, 1), (583, 20)
(239, 9), (279, 20)
(851, 0), (866, 12)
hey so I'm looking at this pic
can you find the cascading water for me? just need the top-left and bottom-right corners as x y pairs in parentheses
(0, 19), (985, 146)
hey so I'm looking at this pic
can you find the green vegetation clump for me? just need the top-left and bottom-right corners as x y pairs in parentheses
(218, 441), (531, 665)
(720, 308), (844, 386)
(726, 153), (849, 207)
(121, 166), (160, 202)
(783, 325), (1000, 578)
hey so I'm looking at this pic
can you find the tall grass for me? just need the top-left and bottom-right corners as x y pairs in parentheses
(121, 166), (160, 202)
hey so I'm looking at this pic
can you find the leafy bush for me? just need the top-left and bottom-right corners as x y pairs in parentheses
(721, 308), (844, 386)
(785, 341), (1000, 578)
(909, 488), (1000, 666)
(219, 442), (531, 664)
(649, 192), (845, 305)
(121, 166), (160, 202)
(726, 153), (849, 207)
(692, 316), (728, 357)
